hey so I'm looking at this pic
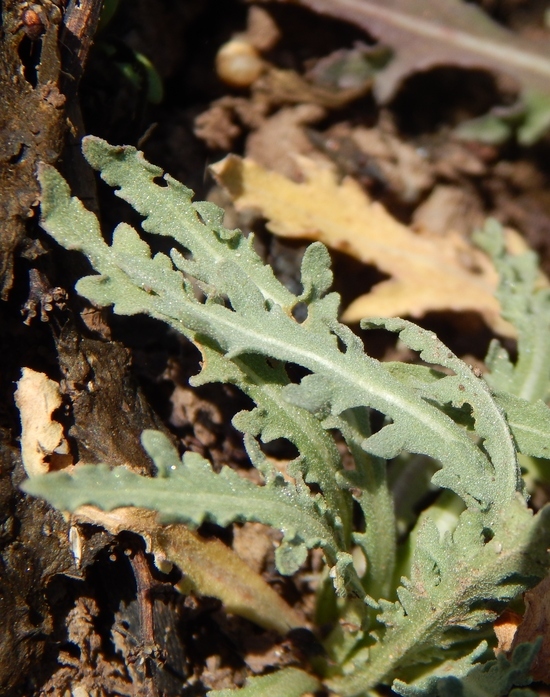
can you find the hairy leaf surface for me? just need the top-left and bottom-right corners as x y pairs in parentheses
(23, 430), (339, 576)
(394, 641), (540, 697)
(28, 138), (550, 696)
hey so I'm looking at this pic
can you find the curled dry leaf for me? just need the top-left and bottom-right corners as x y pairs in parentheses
(14, 367), (72, 477)
(211, 154), (513, 335)
(349, 122), (434, 203)
(245, 104), (326, 179)
(412, 185), (484, 238)
(194, 96), (267, 151)
(256, 66), (373, 109)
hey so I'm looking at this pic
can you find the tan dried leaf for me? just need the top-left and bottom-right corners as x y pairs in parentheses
(211, 155), (513, 335)
(244, 5), (281, 53)
(75, 505), (303, 635)
(15, 367), (72, 477)
(256, 66), (372, 109)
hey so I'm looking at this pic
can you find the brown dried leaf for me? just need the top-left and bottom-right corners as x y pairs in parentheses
(243, 6), (282, 53)
(232, 522), (277, 575)
(256, 66), (373, 109)
(160, 526), (304, 634)
(276, 0), (550, 103)
(211, 155), (512, 335)
(74, 506), (304, 635)
(14, 368), (72, 477)
(350, 122), (434, 202)
(494, 609), (522, 655)
(510, 575), (550, 683)
(246, 104), (326, 179)
(412, 185), (484, 238)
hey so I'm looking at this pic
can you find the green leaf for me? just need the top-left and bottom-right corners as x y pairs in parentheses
(494, 393), (550, 459)
(455, 91), (550, 146)
(455, 113), (513, 145)
(392, 643), (488, 697)
(362, 317), (523, 515)
(31, 139), (550, 695)
(196, 348), (354, 549)
(39, 140), (523, 516)
(394, 640), (540, 697)
(519, 91), (550, 145)
(330, 407), (396, 602)
(22, 430), (339, 576)
(207, 667), (320, 697)
(384, 362), (550, 460)
(80, 137), (296, 312)
(475, 220), (550, 403)
(330, 503), (550, 695)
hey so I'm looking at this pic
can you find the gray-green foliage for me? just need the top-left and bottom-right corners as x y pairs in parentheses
(394, 640), (541, 697)
(475, 219), (550, 403)
(23, 138), (550, 697)
(454, 91), (550, 147)
(207, 667), (320, 697)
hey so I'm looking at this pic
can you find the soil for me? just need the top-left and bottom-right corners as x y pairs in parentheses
(2, 0), (550, 695)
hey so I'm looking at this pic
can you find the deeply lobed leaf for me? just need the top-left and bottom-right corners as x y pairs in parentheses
(27, 138), (550, 695)
(23, 430), (339, 577)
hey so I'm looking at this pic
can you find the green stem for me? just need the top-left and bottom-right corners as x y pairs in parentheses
(328, 500), (538, 696)
(338, 408), (396, 601)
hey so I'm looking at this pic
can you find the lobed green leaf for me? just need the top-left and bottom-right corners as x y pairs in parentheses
(31, 139), (550, 696)
(22, 430), (339, 576)
(394, 640), (540, 697)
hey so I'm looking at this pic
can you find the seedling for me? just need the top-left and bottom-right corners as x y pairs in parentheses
(23, 137), (550, 696)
